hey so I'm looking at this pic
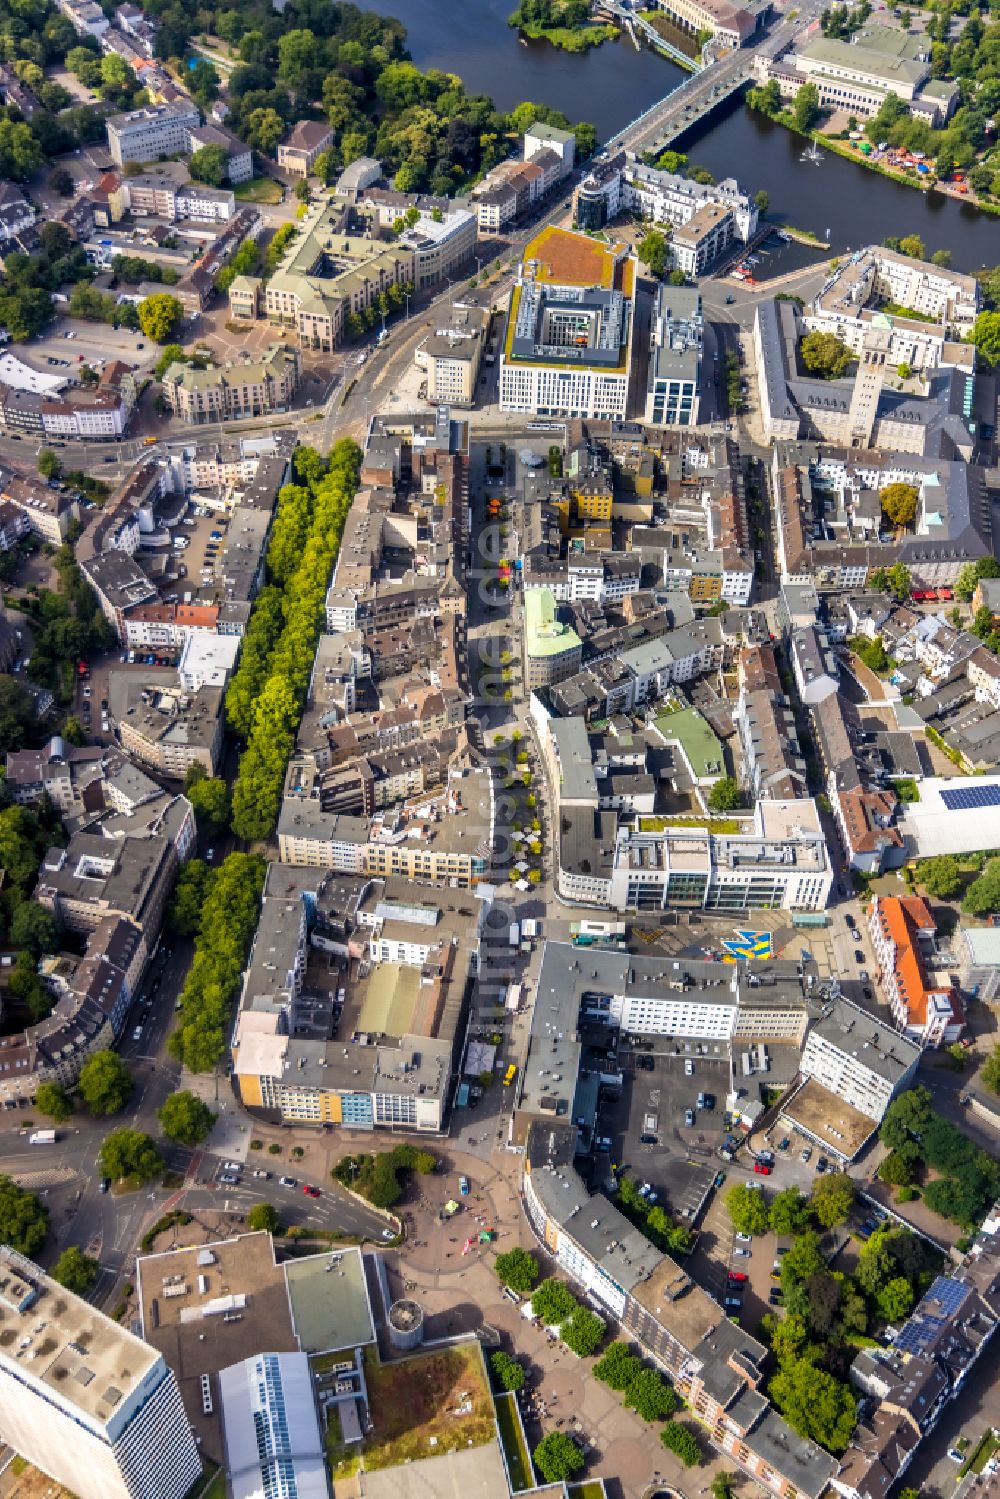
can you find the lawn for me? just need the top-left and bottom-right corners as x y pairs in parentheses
(495, 1390), (534, 1492)
(362, 1344), (495, 1471)
(233, 176), (284, 204)
(568, 1484), (607, 1499)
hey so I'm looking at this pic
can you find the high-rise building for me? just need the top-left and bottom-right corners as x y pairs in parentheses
(0, 1247), (201, 1499)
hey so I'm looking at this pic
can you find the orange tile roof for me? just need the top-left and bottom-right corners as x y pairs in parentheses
(870, 894), (953, 1030)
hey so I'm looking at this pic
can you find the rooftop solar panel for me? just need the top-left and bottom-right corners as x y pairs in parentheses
(939, 785), (1000, 812)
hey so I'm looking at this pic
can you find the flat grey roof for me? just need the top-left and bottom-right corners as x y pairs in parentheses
(283, 1247), (375, 1355)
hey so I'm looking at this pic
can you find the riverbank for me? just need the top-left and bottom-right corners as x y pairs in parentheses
(755, 103), (1000, 220)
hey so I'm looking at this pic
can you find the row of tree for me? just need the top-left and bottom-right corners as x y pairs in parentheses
(331, 1143), (436, 1209)
(168, 852), (266, 1072)
(228, 442), (361, 841)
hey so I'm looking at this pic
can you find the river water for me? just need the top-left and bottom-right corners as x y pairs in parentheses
(366, 0), (1000, 271)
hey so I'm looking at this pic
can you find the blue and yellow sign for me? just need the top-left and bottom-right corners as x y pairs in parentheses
(721, 929), (773, 962)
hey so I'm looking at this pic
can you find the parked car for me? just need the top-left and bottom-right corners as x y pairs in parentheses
(854, 949), (865, 964)
(279, 1176), (297, 1188)
(99, 1177), (110, 1194)
(684, 1109), (695, 1127)
(684, 1059), (694, 1076)
(816, 1157), (828, 1173)
(735, 1232), (752, 1243)
(252, 1170), (271, 1180)
(222, 1161), (242, 1172)
(754, 1162), (772, 1175)
(639, 1133), (658, 1145)
(728, 1271), (747, 1283)
(459, 1176), (470, 1196)
(724, 1296), (742, 1308)
(947, 1450), (964, 1464)
(734, 1247), (751, 1258)
(218, 1173), (238, 1186)
(800, 1146), (812, 1163)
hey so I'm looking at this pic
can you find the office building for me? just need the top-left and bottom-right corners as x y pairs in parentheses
(645, 284), (703, 425)
(574, 151), (757, 256)
(523, 586), (583, 688)
(414, 303), (487, 406)
(108, 670), (225, 778)
(0, 1247), (200, 1499)
(754, 26), (959, 125)
(160, 346), (301, 424)
(106, 102), (200, 166)
(219, 1353), (327, 1499)
(277, 119), (334, 176)
(499, 226), (635, 420)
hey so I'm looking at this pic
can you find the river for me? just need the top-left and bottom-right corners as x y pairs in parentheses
(365, 0), (1000, 271)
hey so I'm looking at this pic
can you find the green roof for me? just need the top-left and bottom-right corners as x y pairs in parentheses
(524, 587), (582, 659)
(651, 706), (724, 780)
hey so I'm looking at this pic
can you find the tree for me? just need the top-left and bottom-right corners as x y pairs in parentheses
(962, 857), (1000, 917)
(594, 1341), (642, 1391)
(561, 1305), (605, 1356)
(660, 1421), (701, 1467)
(248, 1202), (279, 1232)
(754, 189), (769, 214)
(931, 249), (951, 268)
(51, 1246), (98, 1295)
(637, 230), (668, 278)
(769, 1188), (810, 1236)
(99, 1128), (161, 1183)
(982, 1044), (1000, 1095)
(189, 144), (229, 186)
(186, 776), (230, 836)
(869, 563), (911, 601)
(77, 1051), (134, 1115)
(138, 293), (183, 344)
(769, 1358), (857, 1452)
(879, 1086), (933, 1150)
(876, 1275), (914, 1321)
(0, 1177), (47, 1256)
(919, 855), (962, 899)
(810, 1172), (856, 1228)
(792, 82), (820, 131)
(37, 449), (61, 480)
(530, 1277), (577, 1325)
(849, 635), (889, 674)
(157, 1090), (216, 1146)
(34, 1083), (73, 1123)
(955, 556), (1000, 601)
(880, 482), (919, 528)
(494, 1247), (539, 1293)
(10, 902), (59, 956)
(245, 106), (285, 156)
(708, 776), (741, 813)
(490, 1351), (525, 1392)
(534, 1432), (585, 1483)
(879, 1148), (918, 1187)
(898, 234), (926, 260)
(972, 311), (1000, 367)
(624, 1367), (677, 1421)
(167, 858), (217, 937)
(155, 343), (186, 379)
(801, 330), (854, 378)
(781, 1230), (826, 1287)
(711, 1476), (737, 1499)
(725, 1182), (769, 1237)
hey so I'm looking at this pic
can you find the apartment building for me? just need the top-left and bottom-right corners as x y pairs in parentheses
(108, 670), (224, 778)
(575, 151), (757, 253)
(186, 122), (252, 184)
(161, 346), (301, 424)
(57, 0), (109, 36)
(868, 893), (963, 1047)
(0, 469), (80, 542)
(125, 172), (235, 223)
(0, 1248), (200, 1499)
(106, 102), (200, 166)
(799, 1000), (921, 1123)
(499, 226), (635, 421)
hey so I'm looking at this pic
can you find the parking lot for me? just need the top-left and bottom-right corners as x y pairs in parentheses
(155, 501), (228, 604)
(26, 318), (157, 381)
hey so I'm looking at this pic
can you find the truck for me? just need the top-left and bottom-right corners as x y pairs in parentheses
(28, 1130), (56, 1145)
(508, 923), (520, 948)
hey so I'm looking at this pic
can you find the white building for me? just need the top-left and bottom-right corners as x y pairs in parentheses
(799, 997), (921, 1123)
(574, 151), (757, 258)
(0, 1247), (200, 1499)
(177, 631), (241, 691)
(106, 103), (200, 167)
(499, 226), (635, 421)
(218, 1353), (327, 1499)
(645, 284), (702, 426)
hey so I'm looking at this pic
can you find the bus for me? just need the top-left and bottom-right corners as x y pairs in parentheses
(503, 1064), (517, 1087)
(142, 436), (158, 447)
